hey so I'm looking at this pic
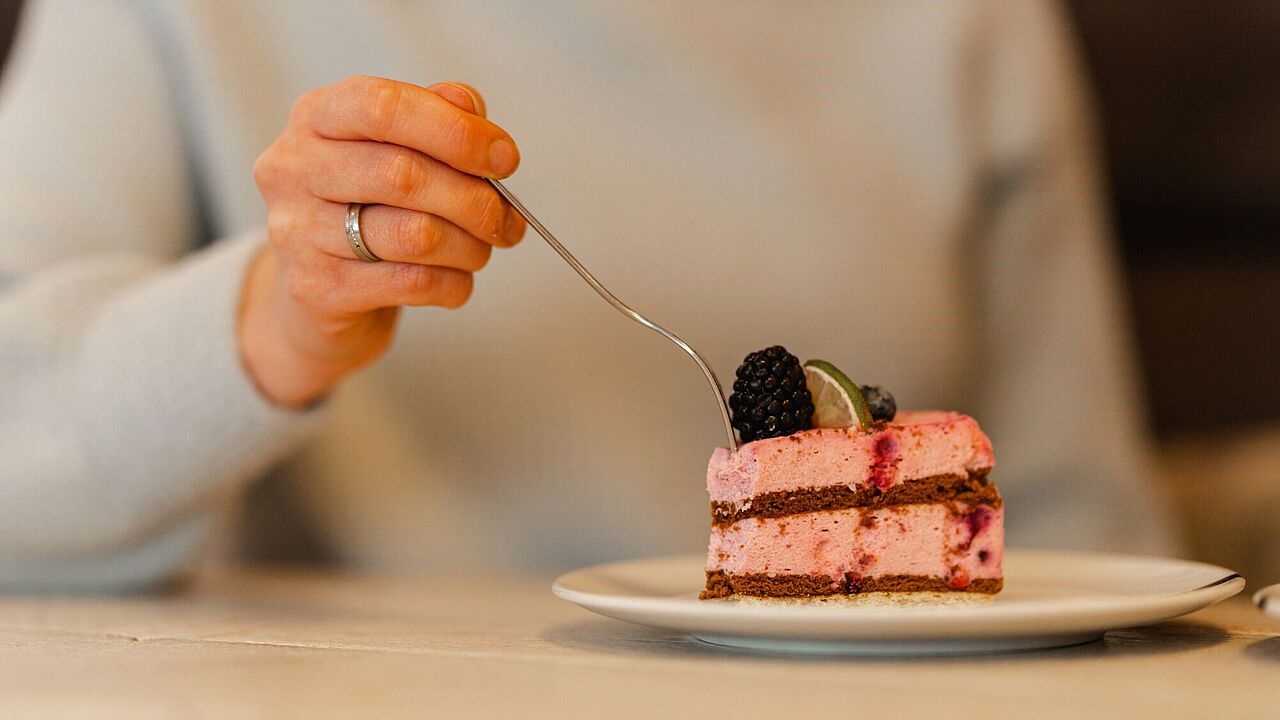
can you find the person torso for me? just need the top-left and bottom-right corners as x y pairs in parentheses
(154, 0), (984, 569)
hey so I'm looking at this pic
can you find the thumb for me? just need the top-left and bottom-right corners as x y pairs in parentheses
(427, 81), (487, 117)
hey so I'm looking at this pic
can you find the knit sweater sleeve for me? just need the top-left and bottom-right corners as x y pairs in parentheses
(0, 0), (318, 591)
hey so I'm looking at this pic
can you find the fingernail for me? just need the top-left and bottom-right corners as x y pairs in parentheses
(502, 208), (524, 245)
(441, 82), (484, 116)
(488, 139), (519, 177)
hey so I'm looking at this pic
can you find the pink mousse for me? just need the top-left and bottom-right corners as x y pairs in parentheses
(707, 503), (1004, 589)
(706, 411), (994, 506)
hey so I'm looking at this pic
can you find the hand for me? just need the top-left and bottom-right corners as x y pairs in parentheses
(239, 77), (525, 407)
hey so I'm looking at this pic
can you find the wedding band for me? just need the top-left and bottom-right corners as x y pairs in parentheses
(345, 203), (382, 262)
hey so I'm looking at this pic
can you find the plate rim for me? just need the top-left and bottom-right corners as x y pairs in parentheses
(1254, 582), (1280, 616)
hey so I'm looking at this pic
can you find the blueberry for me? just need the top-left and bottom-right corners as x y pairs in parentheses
(860, 385), (897, 422)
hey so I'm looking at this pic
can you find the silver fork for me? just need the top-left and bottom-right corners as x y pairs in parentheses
(488, 178), (738, 452)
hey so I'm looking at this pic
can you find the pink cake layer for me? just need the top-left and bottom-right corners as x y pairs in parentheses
(706, 411), (994, 506)
(707, 502), (1004, 590)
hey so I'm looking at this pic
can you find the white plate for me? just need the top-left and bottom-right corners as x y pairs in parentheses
(552, 549), (1244, 656)
(1255, 583), (1280, 616)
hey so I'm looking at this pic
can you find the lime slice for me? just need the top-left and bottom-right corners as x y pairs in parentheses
(803, 359), (874, 429)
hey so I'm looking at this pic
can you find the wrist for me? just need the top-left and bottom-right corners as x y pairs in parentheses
(236, 247), (338, 408)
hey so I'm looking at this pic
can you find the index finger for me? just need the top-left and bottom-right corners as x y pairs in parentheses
(296, 75), (520, 179)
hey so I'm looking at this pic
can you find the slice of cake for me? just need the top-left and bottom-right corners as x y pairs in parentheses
(701, 347), (1003, 599)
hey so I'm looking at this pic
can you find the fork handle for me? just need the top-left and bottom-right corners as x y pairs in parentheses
(488, 178), (738, 452)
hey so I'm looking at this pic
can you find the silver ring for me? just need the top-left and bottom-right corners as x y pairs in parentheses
(345, 203), (382, 262)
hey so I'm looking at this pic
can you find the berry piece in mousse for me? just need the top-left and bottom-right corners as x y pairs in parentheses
(860, 385), (897, 423)
(728, 346), (815, 443)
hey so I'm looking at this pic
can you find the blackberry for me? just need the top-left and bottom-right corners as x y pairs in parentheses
(729, 346), (814, 442)
(860, 385), (897, 422)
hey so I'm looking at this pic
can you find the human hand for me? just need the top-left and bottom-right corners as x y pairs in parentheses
(239, 77), (524, 407)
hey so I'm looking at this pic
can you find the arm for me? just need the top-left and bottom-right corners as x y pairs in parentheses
(0, 1), (526, 591)
(967, 0), (1177, 554)
(0, 0), (315, 591)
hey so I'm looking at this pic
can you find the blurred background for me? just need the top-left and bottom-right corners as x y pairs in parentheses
(1062, 1), (1280, 587)
(0, 1), (1275, 580)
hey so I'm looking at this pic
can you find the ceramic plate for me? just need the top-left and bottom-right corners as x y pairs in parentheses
(1255, 583), (1280, 617)
(553, 549), (1243, 656)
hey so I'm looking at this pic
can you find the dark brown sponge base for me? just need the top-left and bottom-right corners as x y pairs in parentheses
(700, 570), (1003, 599)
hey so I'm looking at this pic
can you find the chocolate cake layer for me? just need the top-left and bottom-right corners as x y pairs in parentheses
(700, 570), (1003, 599)
(710, 470), (998, 527)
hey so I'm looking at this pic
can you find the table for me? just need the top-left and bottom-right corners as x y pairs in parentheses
(0, 568), (1275, 718)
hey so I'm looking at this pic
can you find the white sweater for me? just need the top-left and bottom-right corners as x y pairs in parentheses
(0, 0), (1175, 590)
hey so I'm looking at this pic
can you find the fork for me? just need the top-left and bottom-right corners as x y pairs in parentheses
(488, 178), (738, 452)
